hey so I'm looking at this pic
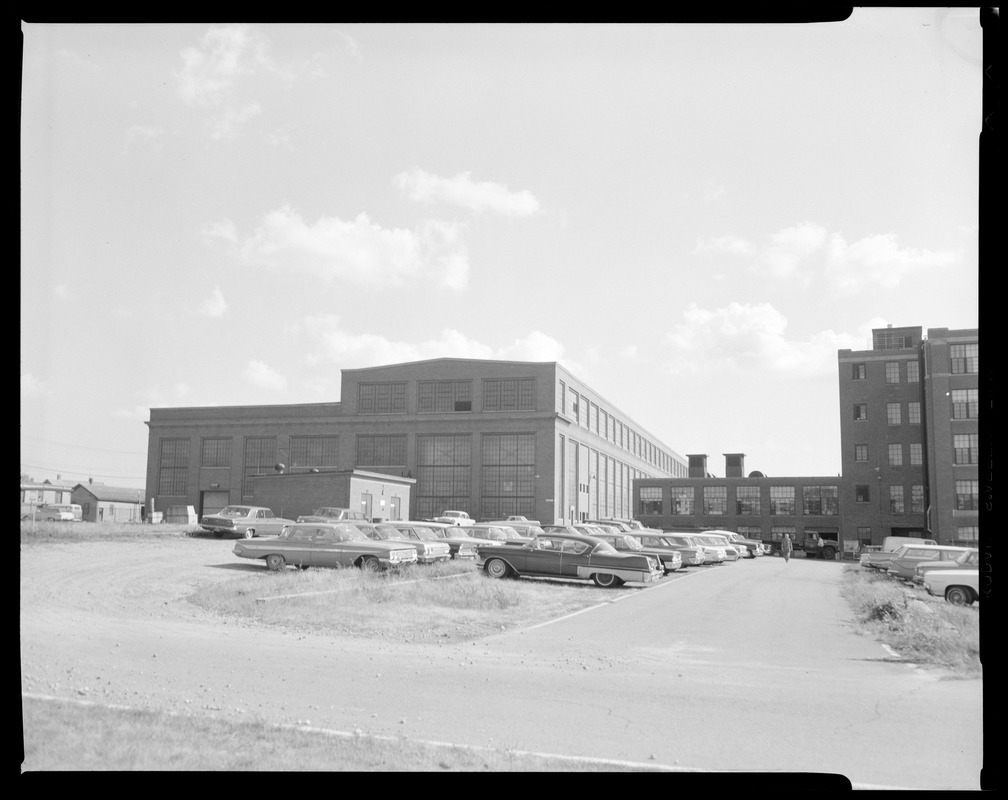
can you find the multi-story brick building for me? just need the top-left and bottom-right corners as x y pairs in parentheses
(144, 358), (686, 524)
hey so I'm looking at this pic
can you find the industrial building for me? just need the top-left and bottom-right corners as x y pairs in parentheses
(144, 359), (687, 525)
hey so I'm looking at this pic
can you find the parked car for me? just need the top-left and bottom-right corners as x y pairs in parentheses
(575, 526), (682, 574)
(431, 510), (475, 526)
(465, 524), (533, 544)
(859, 545), (883, 566)
(862, 536), (939, 570)
(637, 532), (707, 567)
(886, 545), (974, 581)
(423, 520), (505, 552)
(478, 531), (664, 588)
(200, 505), (295, 539)
(390, 521), (477, 561)
(483, 520), (546, 537)
(27, 503), (82, 522)
(232, 522), (418, 571)
(664, 532), (727, 564)
(296, 507), (366, 523)
(505, 515), (541, 524)
(922, 568), (980, 606)
(912, 548), (980, 585)
(695, 533), (741, 561)
(704, 529), (763, 558)
(361, 522), (451, 564)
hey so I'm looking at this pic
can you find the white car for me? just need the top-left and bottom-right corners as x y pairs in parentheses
(922, 568), (980, 606)
(432, 510), (475, 526)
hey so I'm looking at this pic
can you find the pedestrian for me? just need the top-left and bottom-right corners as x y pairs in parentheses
(781, 533), (793, 563)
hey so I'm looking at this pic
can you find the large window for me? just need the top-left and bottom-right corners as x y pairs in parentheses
(200, 437), (231, 468)
(910, 485), (925, 513)
(908, 402), (921, 424)
(242, 437), (276, 499)
(951, 389), (978, 420)
(852, 363), (866, 380)
(887, 403), (902, 425)
(670, 486), (693, 515)
(956, 526), (978, 544)
(736, 485), (761, 515)
(954, 480), (978, 511)
(639, 486), (663, 516)
(358, 382), (406, 414)
(888, 443), (903, 467)
(803, 486), (838, 516)
(953, 434), (978, 465)
(950, 343), (978, 374)
(769, 526), (796, 543)
(854, 444), (869, 462)
(906, 360), (919, 383)
(482, 378), (535, 412)
(289, 436), (339, 472)
(885, 362), (900, 383)
(568, 389), (579, 420)
(855, 485), (871, 503)
(418, 380), (472, 413)
(702, 486), (727, 515)
(889, 485), (905, 514)
(416, 435), (471, 520)
(480, 433), (535, 520)
(854, 404), (868, 421)
(158, 438), (189, 496)
(769, 486), (795, 516)
(356, 435), (406, 468)
(909, 443), (923, 466)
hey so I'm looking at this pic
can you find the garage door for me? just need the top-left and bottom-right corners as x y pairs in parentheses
(200, 491), (231, 517)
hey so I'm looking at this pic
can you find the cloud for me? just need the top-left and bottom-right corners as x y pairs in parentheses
(763, 222), (828, 278)
(233, 205), (470, 292)
(20, 373), (51, 398)
(244, 360), (287, 391)
(175, 25), (273, 107)
(394, 169), (540, 217)
(692, 235), (756, 258)
(824, 232), (961, 291)
(207, 102), (262, 141)
(203, 219), (239, 244)
(199, 287), (228, 318)
(662, 302), (861, 376)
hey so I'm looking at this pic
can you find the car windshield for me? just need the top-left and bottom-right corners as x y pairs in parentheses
(618, 535), (644, 551)
(217, 506), (252, 517)
(314, 508), (345, 518)
(335, 525), (368, 541)
(374, 525), (409, 541)
(407, 527), (439, 541)
(590, 541), (618, 555)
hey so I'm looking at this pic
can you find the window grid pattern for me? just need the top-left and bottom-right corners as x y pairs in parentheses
(888, 443), (903, 467)
(415, 435), (472, 520)
(158, 438), (189, 496)
(670, 486), (694, 515)
(736, 485), (761, 515)
(769, 486), (795, 516)
(639, 486), (662, 516)
(954, 480), (978, 511)
(702, 486), (727, 515)
(910, 443), (923, 466)
(289, 436), (339, 472)
(802, 486), (839, 516)
(887, 403), (902, 425)
(854, 404), (867, 420)
(951, 389), (978, 420)
(908, 402), (921, 424)
(910, 484), (925, 513)
(956, 526), (978, 543)
(855, 485), (870, 503)
(200, 437), (231, 468)
(769, 526), (796, 542)
(852, 363), (866, 380)
(953, 434), (978, 465)
(356, 435), (406, 467)
(906, 360), (919, 383)
(885, 362), (900, 383)
(480, 433), (535, 520)
(358, 382), (407, 414)
(418, 380), (473, 413)
(950, 343), (978, 374)
(854, 444), (868, 462)
(889, 485), (904, 514)
(242, 437), (277, 499)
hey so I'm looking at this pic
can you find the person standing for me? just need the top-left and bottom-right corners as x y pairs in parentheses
(782, 533), (793, 563)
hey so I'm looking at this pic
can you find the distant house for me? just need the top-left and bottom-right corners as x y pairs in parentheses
(19, 475), (76, 506)
(71, 482), (144, 523)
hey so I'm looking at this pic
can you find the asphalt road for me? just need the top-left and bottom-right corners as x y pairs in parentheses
(20, 540), (983, 787)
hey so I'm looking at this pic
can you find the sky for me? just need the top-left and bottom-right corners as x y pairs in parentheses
(20, 12), (982, 491)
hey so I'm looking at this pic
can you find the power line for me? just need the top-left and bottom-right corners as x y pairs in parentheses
(19, 434), (146, 456)
(20, 462), (145, 482)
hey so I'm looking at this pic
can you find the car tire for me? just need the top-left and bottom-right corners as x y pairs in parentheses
(592, 572), (621, 588)
(485, 558), (510, 579)
(266, 554), (286, 571)
(359, 556), (382, 572)
(244, 529), (255, 540)
(945, 586), (973, 606)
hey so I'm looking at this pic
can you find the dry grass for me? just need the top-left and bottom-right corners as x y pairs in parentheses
(20, 519), (196, 543)
(840, 565), (981, 678)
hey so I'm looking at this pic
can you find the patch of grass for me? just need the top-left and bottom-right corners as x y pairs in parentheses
(20, 520), (196, 544)
(840, 565), (981, 678)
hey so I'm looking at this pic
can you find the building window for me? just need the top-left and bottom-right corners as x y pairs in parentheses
(769, 526), (795, 543)
(910, 484), (925, 513)
(885, 362), (900, 383)
(951, 389), (978, 420)
(769, 486), (795, 516)
(889, 485), (905, 514)
(702, 486), (727, 515)
(888, 443), (903, 467)
(416, 435), (472, 520)
(200, 437), (231, 468)
(558, 380), (566, 414)
(289, 436), (339, 472)
(736, 485), (761, 516)
(954, 479), (978, 511)
(855, 485), (871, 503)
(803, 486), (839, 516)
(158, 438), (189, 496)
(953, 433), (978, 465)
(358, 382), (406, 414)
(356, 435), (406, 468)
(852, 363), (866, 380)
(670, 486), (694, 515)
(887, 403), (902, 425)
(854, 444), (869, 462)
(854, 404), (868, 421)
(737, 526), (761, 539)
(956, 526), (978, 544)
(909, 443), (922, 466)
(906, 360), (919, 383)
(418, 380), (472, 413)
(950, 343), (978, 374)
(242, 437), (276, 499)
(908, 402), (921, 424)
(480, 433), (535, 520)
(483, 378), (535, 412)
(857, 526), (872, 546)
(590, 403), (599, 435)
(639, 486), (663, 516)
